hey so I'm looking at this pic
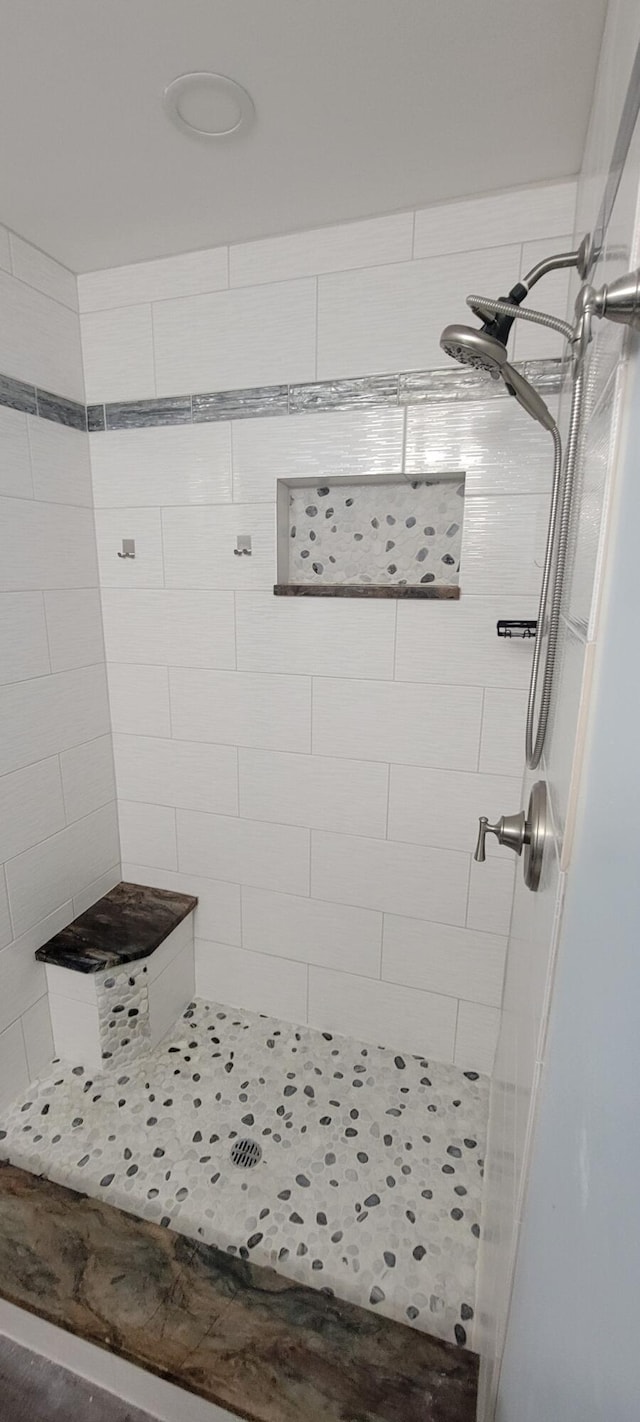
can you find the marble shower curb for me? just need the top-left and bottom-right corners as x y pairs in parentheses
(0, 1162), (478, 1422)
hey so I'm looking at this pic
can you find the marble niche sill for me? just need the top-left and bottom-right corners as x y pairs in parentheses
(35, 881), (198, 974)
(0, 1163), (479, 1422)
(273, 583), (461, 599)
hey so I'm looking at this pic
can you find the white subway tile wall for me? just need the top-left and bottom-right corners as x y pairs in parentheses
(153, 278), (317, 397)
(0, 224), (11, 273)
(0, 240), (119, 1074)
(8, 233), (78, 312)
(81, 305), (155, 403)
(0, 269), (84, 401)
(77, 179), (578, 1069)
(0, 407), (33, 499)
(90, 423), (233, 508)
(316, 245), (522, 378)
(28, 417), (92, 506)
(0, 1018), (30, 1111)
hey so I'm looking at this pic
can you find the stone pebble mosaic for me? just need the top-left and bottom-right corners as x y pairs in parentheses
(0, 998), (488, 1350)
(96, 962), (151, 1066)
(287, 477), (464, 586)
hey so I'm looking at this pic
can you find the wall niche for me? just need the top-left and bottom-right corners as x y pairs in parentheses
(275, 472), (464, 598)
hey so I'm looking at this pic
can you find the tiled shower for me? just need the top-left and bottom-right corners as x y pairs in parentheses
(0, 174), (573, 1357)
(0, 177), (577, 1079)
(0, 4), (639, 1407)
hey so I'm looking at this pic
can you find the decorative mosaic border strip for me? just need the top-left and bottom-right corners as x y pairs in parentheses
(0, 372), (86, 430)
(0, 358), (563, 434)
(88, 358), (563, 431)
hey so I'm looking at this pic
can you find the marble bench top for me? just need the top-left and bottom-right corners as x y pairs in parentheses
(0, 1162), (478, 1422)
(35, 881), (198, 974)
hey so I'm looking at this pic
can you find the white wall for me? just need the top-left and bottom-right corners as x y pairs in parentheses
(80, 179), (576, 1069)
(476, 3), (640, 1410)
(0, 231), (119, 1105)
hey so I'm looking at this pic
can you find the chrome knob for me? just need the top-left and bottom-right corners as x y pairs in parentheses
(473, 782), (549, 892)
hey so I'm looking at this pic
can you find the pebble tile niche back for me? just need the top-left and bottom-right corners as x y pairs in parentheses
(275, 473), (464, 599)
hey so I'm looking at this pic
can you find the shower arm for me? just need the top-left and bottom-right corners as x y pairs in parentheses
(522, 238), (589, 291)
(463, 289), (590, 769)
(467, 237), (589, 338)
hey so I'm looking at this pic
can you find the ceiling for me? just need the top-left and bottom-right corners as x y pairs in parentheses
(0, 0), (607, 273)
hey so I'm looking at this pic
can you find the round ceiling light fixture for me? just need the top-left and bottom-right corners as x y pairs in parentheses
(163, 72), (255, 139)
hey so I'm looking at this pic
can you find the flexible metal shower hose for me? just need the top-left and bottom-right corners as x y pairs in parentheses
(465, 294), (586, 769)
(466, 296), (574, 343)
(526, 362), (585, 767)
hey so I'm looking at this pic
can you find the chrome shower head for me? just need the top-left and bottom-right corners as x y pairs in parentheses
(439, 324), (509, 378)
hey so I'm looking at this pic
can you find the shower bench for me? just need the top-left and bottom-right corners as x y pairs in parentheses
(34, 882), (197, 1071)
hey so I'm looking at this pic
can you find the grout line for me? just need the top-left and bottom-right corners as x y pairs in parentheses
(158, 507), (167, 588)
(193, 931), (475, 1009)
(165, 662), (174, 738)
(18, 1014), (31, 1076)
(107, 784), (511, 859)
(119, 858), (476, 941)
(235, 743), (241, 818)
(314, 276), (319, 381)
(384, 761), (392, 840)
(476, 688), (486, 772)
(1, 489), (101, 512)
(0, 728), (112, 783)
(230, 420), (237, 502)
(39, 589), (54, 675)
(463, 852), (473, 931)
(391, 598), (398, 684)
(0, 864), (15, 941)
(452, 997), (461, 1059)
(238, 877), (244, 954)
(57, 751), (70, 826)
(306, 828), (312, 901)
(101, 657), (504, 692)
(2, 797), (116, 871)
(231, 590), (238, 671)
(5, 235), (79, 315)
(149, 302), (159, 399)
(22, 407), (37, 501)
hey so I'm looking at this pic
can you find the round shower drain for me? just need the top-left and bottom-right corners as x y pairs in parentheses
(230, 1137), (262, 1169)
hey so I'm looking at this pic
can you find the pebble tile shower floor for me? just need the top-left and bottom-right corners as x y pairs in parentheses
(0, 998), (488, 1350)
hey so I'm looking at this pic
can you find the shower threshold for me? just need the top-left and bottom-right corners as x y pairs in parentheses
(0, 997), (488, 1350)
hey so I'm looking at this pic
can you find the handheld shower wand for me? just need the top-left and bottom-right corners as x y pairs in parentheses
(439, 242), (586, 769)
(441, 241), (640, 770)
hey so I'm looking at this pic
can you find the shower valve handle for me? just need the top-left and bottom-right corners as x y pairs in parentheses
(473, 784), (549, 893)
(474, 811), (527, 863)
